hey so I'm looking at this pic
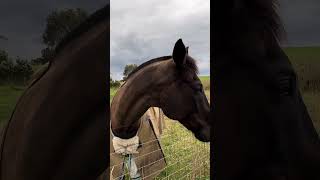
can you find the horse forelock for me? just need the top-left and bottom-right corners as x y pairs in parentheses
(217, 0), (285, 48)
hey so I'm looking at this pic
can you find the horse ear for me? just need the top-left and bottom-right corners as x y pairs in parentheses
(172, 39), (187, 67)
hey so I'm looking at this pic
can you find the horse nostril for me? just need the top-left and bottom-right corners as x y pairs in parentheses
(195, 128), (211, 142)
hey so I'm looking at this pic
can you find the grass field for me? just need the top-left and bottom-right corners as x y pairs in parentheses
(285, 47), (320, 92)
(110, 87), (118, 102)
(0, 85), (24, 127)
(284, 47), (320, 134)
(199, 76), (209, 83)
(156, 119), (210, 179)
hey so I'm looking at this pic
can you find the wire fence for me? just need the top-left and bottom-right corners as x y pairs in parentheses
(110, 118), (210, 180)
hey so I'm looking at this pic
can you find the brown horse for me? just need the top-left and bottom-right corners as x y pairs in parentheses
(109, 39), (210, 179)
(213, 0), (320, 179)
(0, 6), (108, 180)
(111, 39), (211, 142)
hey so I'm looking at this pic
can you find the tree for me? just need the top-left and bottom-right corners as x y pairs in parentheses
(0, 49), (10, 83)
(30, 57), (45, 65)
(0, 49), (8, 64)
(0, 51), (33, 84)
(123, 64), (138, 80)
(42, 8), (88, 48)
(110, 75), (121, 87)
(12, 57), (33, 84)
(0, 59), (13, 83)
(39, 8), (88, 64)
(40, 47), (55, 64)
(110, 75), (113, 83)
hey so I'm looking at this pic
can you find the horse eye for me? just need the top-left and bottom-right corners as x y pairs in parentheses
(200, 85), (204, 91)
(195, 84), (203, 91)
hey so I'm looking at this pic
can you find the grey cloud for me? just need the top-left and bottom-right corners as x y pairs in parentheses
(110, 0), (320, 80)
(279, 0), (320, 46)
(111, 0), (210, 80)
(1, 0), (319, 76)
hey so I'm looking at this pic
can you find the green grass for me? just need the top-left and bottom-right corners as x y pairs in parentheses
(199, 75), (210, 82)
(301, 92), (320, 134)
(284, 47), (320, 63)
(200, 76), (210, 99)
(283, 47), (320, 134)
(0, 85), (24, 127)
(155, 119), (210, 179)
(284, 47), (320, 92)
(200, 75), (210, 92)
(110, 87), (118, 102)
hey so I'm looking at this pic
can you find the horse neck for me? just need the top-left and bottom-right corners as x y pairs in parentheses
(0, 19), (109, 179)
(111, 60), (173, 138)
(52, 21), (108, 66)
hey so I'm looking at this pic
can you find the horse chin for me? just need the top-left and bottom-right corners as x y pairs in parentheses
(190, 118), (211, 142)
(180, 116), (211, 142)
(194, 130), (210, 142)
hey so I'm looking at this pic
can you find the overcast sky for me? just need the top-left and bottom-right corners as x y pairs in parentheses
(0, 0), (107, 59)
(0, 0), (320, 80)
(279, 0), (320, 46)
(111, 0), (210, 80)
(111, 0), (320, 80)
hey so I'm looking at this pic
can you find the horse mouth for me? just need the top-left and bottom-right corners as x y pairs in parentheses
(195, 131), (210, 142)
(181, 116), (210, 142)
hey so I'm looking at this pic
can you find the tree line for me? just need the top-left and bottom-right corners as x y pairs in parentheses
(0, 50), (33, 85)
(110, 64), (138, 88)
(1, 7), (140, 88)
(0, 8), (88, 85)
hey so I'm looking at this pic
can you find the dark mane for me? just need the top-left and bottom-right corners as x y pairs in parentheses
(185, 56), (199, 74)
(215, 0), (284, 51)
(127, 56), (171, 79)
(54, 5), (109, 55)
(126, 55), (198, 80)
(243, 0), (284, 41)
